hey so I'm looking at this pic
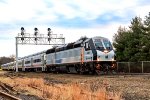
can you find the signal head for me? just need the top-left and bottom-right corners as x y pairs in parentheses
(48, 28), (51, 31)
(21, 27), (25, 35)
(35, 38), (37, 41)
(21, 27), (24, 31)
(34, 28), (38, 31)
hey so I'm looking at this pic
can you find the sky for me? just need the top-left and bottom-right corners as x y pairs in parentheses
(0, 0), (150, 57)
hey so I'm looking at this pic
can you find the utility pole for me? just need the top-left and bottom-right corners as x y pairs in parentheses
(15, 27), (65, 72)
(15, 37), (18, 72)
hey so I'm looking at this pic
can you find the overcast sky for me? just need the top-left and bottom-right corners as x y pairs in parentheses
(0, 0), (150, 57)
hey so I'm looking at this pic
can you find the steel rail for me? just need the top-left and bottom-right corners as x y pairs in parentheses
(0, 91), (21, 100)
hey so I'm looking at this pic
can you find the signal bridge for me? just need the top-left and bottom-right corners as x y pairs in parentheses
(15, 27), (65, 72)
(17, 28), (65, 45)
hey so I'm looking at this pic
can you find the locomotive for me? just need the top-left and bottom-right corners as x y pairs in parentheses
(1, 36), (116, 74)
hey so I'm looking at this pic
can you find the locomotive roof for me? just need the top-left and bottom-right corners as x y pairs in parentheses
(46, 36), (88, 54)
(92, 36), (109, 40)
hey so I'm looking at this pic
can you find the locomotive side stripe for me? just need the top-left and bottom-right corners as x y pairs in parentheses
(46, 60), (116, 66)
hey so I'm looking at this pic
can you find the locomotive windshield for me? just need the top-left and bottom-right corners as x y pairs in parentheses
(94, 38), (113, 50)
(94, 41), (104, 50)
(103, 39), (113, 50)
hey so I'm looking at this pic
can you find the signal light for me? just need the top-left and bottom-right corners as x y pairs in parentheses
(21, 37), (24, 41)
(34, 27), (38, 36)
(34, 28), (38, 31)
(21, 27), (24, 31)
(21, 27), (25, 35)
(35, 38), (37, 41)
(48, 28), (51, 36)
(48, 38), (51, 41)
(48, 28), (51, 31)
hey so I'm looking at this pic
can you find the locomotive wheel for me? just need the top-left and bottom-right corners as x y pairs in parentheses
(95, 70), (104, 75)
(75, 66), (80, 74)
(79, 64), (91, 75)
(102, 64), (111, 74)
(94, 64), (103, 75)
(66, 66), (70, 73)
(79, 69), (85, 75)
(79, 65), (86, 75)
(89, 70), (95, 75)
(51, 67), (57, 73)
(110, 69), (117, 74)
(46, 67), (51, 72)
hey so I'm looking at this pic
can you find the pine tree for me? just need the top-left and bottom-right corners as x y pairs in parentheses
(113, 13), (150, 61)
(143, 12), (150, 60)
(129, 16), (143, 61)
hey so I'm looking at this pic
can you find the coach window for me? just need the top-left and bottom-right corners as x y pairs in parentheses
(25, 61), (30, 64)
(18, 62), (22, 65)
(39, 59), (41, 62)
(37, 59), (41, 62)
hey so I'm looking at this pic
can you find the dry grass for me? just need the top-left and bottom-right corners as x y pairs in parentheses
(0, 76), (121, 100)
(1, 71), (150, 100)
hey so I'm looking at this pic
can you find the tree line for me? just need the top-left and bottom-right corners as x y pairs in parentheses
(113, 12), (150, 62)
(0, 56), (15, 66)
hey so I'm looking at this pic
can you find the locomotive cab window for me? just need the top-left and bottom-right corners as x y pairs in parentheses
(85, 42), (90, 51)
(103, 39), (113, 50)
(94, 39), (104, 50)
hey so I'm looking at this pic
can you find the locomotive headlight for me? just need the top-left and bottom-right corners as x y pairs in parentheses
(104, 50), (108, 53)
(97, 56), (101, 61)
(112, 58), (114, 61)
(97, 58), (100, 61)
(112, 64), (115, 68)
(112, 56), (114, 61)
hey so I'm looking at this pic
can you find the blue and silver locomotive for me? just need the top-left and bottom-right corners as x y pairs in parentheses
(46, 36), (116, 74)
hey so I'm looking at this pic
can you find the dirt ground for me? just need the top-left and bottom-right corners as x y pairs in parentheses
(0, 71), (150, 100)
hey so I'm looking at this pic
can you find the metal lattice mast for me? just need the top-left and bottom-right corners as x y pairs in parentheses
(15, 27), (65, 72)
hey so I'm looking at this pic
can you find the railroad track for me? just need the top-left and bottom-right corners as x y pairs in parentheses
(0, 91), (21, 100)
(0, 81), (21, 100)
